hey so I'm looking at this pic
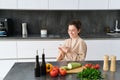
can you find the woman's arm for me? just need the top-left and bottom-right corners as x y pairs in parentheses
(66, 40), (87, 61)
(56, 48), (65, 61)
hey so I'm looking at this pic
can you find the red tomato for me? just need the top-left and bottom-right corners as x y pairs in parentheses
(59, 68), (67, 76)
(50, 69), (58, 77)
(95, 64), (100, 69)
(91, 64), (100, 69)
(52, 66), (59, 73)
(91, 65), (96, 69)
(85, 63), (92, 68)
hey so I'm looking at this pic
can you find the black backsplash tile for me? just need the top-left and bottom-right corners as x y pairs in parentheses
(0, 10), (120, 37)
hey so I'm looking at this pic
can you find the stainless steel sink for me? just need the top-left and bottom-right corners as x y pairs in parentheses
(106, 33), (120, 37)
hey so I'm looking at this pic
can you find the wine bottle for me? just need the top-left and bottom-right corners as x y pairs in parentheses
(34, 50), (41, 77)
(40, 49), (46, 75)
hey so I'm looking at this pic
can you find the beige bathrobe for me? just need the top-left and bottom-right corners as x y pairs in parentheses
(61, 37), (87, 61)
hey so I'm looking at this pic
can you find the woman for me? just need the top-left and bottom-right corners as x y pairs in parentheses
(57, 20), (87, 61)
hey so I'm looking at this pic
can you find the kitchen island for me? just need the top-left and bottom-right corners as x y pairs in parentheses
(1, 34), (120, 79)
(3, 60), (120, 80)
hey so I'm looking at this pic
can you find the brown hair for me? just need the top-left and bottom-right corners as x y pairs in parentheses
(68, 20), (82, 35)
(68, 20), (82, 30)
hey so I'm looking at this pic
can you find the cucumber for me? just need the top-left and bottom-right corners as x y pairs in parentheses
(67, 62), (82, 69)
(60, 66), (70, 70)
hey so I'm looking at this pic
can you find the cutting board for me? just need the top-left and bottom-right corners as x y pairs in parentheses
(66, 66), (84, 73)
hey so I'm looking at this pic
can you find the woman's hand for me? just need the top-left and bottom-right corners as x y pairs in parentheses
(58, 46), (70, 53)
(57, 51), (65, 61)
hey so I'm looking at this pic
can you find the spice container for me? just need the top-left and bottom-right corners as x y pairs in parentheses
(103, 55), (109, 71)
(110, 55), (116, 72)
(40, 29), (47, 38)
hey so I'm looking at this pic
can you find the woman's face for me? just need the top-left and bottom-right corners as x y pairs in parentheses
(68, 25), (80, 39)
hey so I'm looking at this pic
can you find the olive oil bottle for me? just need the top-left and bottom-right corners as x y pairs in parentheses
(34, 50), (41, 77)
(40, 49), (46, 75)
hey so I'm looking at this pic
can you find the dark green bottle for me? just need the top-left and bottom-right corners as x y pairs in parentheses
(41, 49), (46, 75)
(34, 50), (40, 77)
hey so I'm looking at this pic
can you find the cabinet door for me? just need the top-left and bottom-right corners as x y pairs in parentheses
(86, 40), (111, 60)
(0, 0), (17, 9)
(18, 0), (48, 9)
(49, 0), (79, 10)
(17, 40), (64, 61)
(0, 60), (16, 80)
(79, 0), (108, 10)
(85, 40), (120, 60)
(109, 0), (120, 9)
(0, 41), (17, 59)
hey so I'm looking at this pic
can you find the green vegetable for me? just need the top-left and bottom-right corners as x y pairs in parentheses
(67, 62), (82, 69)
(77, 68), (104, 80)
(60, 66), (69, 70)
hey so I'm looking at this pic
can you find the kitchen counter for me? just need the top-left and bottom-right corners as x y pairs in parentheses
(3, 60), (120, 80)
(0, 33), (120, 40)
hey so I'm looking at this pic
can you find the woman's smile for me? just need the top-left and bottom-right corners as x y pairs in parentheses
(68, 25), (80, 39)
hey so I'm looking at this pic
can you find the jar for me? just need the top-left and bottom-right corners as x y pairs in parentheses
(40, 29), (47, 38)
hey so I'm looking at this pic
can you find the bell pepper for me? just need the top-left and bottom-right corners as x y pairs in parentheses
(46, 63), (53, 73)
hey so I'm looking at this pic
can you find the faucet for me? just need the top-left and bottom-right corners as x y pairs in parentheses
(114, 20), (120, 32)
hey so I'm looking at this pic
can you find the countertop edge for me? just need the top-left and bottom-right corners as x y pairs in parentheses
(0, 38), (120, 41)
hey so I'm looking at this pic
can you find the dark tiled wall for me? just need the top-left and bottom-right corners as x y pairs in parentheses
(0, 10), (120, 36)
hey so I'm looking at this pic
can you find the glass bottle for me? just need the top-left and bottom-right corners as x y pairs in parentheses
(40, 49), (46, 75)
(34, 50), (40, 77)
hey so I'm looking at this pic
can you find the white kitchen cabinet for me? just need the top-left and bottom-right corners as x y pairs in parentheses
(0, 60), (16, 80)
(109, 0), (120, 9)
(17, 40), (63, 61)
(79, 0), (109, 10)
(49, 0), (79, 10)
(0, 41), (17, 59)
(0, 0), (17, 9)
(85, 40), (120, 60)
(18, 0), (48, 10)
(16, 39), (120, 61)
